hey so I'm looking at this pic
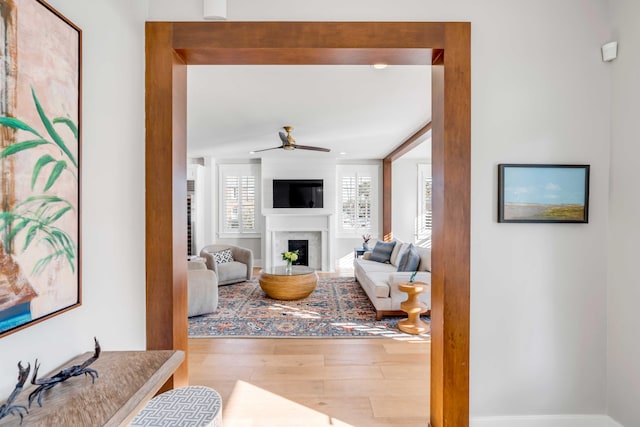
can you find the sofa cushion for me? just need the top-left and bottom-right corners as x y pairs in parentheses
(369, 240), (396, 263)
(392, 242), (411, 267)
(397, 244), (420, 272)
(416, 246), (431, 272)
(389, 239), (403, 265)
(366, 272), (393, 298)
(213, 248), (234, 264)
(355, 258), (397, 273)
(217, 261), (247, 283)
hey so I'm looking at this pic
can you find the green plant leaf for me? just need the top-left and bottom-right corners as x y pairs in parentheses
(32, 154), (57, 189)
(31, 88), (78, 168)
(45, 206), (72, 223)
(33, 250), (65, 275)
(0, 140), (50, 158)
(22, 225), (40, 251)
(8, 218), (31, 243)
(53, 117), (78, 140)
(0, 117), (43, 137)
(43, 161), (67, 191)
(17, 195), (67, 208)
(30, 227), (76, 275)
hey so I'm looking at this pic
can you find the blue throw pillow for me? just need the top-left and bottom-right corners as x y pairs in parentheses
(397, 243), (420, 272)
(369, 240), (396, 263)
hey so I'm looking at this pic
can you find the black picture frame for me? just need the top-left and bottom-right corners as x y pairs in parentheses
(498, 164), (590, 223)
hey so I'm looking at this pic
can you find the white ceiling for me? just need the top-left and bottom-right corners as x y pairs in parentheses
(186, 65), (432, 160)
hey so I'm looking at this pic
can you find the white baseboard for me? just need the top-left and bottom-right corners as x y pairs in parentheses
(471, 415), (623, 427)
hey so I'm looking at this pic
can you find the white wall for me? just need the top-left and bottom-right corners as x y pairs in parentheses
(0, 0), (147, 397)
(261, 157), (336, 212)
(1, 0), (616, 418)
(0, 0), (611, 419)
(607, 0), (640, 425)
(392, 158), (429, 243)
(149, 0), (613, 419)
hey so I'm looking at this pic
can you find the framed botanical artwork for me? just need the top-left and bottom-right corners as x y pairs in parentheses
(0, 0), (81, 337)
(498, 164), (590, 223)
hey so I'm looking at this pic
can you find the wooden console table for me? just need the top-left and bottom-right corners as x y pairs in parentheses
(0, 350), (184, 427)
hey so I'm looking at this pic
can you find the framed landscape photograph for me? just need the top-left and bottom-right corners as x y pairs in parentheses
(0, 0), (81, 337)
(498, 164), (590, 223)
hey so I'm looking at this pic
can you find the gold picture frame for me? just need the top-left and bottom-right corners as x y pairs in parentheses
(0, 0), (81, 337)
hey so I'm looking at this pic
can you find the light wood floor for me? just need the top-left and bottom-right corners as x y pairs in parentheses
(187, 267), (429, 425)
(188, 337), (430, 426)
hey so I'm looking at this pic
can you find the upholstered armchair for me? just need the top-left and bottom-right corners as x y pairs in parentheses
(187, 260), (218, 317)
(200, 244), (254, 286)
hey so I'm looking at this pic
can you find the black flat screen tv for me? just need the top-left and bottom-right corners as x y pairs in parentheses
(273, 179), (324, 208)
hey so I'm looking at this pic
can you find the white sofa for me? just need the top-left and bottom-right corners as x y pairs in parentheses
(187, 260), (219, 317)
(354, 240), (431, 320)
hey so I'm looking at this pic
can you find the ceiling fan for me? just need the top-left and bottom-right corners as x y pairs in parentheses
(253, 126), (331, 153)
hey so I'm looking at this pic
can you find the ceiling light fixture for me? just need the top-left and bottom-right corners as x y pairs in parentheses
(249, 151), (256, 155)
(372, 63), (388, 70)
(339, 152), (347, 155)
(203, 0), (227, 20)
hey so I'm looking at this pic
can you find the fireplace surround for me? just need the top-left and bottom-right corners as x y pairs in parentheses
(263, 211), (334, 271)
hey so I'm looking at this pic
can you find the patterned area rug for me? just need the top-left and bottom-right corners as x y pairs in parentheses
(188, 276), (430, 338)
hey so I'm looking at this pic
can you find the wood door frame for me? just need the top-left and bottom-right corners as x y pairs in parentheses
(145, 21), (470, 426)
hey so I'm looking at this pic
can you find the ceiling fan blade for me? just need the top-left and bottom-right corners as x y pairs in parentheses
(278, 131), (289, 145)
(253, 146), (283, 153)
(294, 145), (331, 152)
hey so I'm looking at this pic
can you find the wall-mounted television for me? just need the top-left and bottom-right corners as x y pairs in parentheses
(273, 179), (324, 208)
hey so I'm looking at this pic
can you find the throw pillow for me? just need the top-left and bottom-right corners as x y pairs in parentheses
(397, 243), (420, 272)
(369, 240), (396, 263)
(391, 242), (410, 267)
(213, 248), (234, 264)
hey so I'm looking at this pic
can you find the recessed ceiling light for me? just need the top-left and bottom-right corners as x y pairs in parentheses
(372, 63), (388, 70)
(249, 151), (256, 154)
(339, 152), (347, 155)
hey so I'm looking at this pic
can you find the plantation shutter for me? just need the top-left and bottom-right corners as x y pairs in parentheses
(417, 164), (432, 239)
(338, 165), (378, 235)
(220, 163), (260, 235)
(341, 176), (356, 229)
(240, 175), (256, 231)
(422, 176), (432, 231)
(357, 176), (372, 229)
(224, 176), (240, 231)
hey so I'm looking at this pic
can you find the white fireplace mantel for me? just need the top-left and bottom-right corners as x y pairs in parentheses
(263, 210), (334, 271)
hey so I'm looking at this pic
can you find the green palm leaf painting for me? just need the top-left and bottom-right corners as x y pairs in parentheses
(0, 89), (78, 275)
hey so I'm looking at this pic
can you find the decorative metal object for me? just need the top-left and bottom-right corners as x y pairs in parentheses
(0, 362), (31, 424)
(29, 338), (101, 408)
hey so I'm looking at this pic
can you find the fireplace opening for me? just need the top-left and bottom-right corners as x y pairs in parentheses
(288, 240), (309, 266)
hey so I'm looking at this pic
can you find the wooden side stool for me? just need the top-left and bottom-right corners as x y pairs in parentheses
(130, 385), (222, 427)
(397, 282), (431, 335)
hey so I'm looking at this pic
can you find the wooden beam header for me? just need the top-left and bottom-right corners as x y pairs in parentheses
(384, 121), (432, 162)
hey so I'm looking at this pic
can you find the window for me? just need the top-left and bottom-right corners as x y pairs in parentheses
(337, 164), (379, 235)
(417, 164), (432, 240)
(219, 164), (260, 236)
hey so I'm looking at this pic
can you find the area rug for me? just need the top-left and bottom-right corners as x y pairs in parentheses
(188, 276), (430, 338)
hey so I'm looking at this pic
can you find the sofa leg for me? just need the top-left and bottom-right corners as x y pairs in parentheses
(376, 311), (383, 321)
